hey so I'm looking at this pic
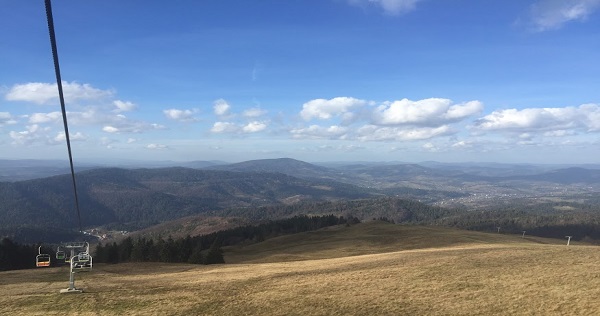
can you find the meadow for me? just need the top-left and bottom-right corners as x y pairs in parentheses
(2, 222), (599, 315)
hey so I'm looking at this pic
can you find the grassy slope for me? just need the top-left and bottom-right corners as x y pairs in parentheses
(224, 221), (564, 263)
(2, 222), (599, 315)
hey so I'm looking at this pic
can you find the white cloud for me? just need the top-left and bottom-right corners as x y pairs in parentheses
(127, 138), (137, 143)
(146, 143), (168, 150)
(5, 81), (112, 105)
(451, 140), (473, 148)
(290, 125), (349, 139)
(101, 121), (164, 134)
(446, 101), (484, 120)
(0, 112), (17, 126)
(473, 104), (600, 133)
(300, 97), (367, 121)
(163, 108), (198, 122)
(347, 0), (422, 15)
(210, 121), (238, 133)
(243, 107), (267, 118)
(529, 0), (600, 31)
(28, 112), (62, 124)
(242, 121), (267, 133)
(213, 99), (231, 117)
(113, 100), (136, 112)
(9, 124), (50, 145)
(51, 131), (86, 144)
(372, 98), (482, 126)
(103, 126), (120, 133)
(356, 124), (452, 141)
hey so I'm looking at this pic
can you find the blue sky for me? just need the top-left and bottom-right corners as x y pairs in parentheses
(1, 0), (599, 164)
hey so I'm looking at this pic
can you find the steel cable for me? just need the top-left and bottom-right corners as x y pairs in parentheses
(44, 0), (83, 233)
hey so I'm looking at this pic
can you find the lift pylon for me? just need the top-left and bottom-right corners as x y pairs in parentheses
(59, 242), (92, 294)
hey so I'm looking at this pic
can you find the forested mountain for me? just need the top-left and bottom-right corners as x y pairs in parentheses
(205, 158), (341, 180)
(0, 167), (375, 235)
(3, 158), (600, 243)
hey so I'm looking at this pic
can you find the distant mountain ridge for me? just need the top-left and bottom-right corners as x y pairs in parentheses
(0, 166), (375, 234)
(3, 158), (600, 243)
(205, 158), (340, 180)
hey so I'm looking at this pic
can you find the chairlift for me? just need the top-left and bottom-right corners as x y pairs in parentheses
(36, 246), (51, 268)
(56, 246), (65, 260)
(72, 251), (93, 272)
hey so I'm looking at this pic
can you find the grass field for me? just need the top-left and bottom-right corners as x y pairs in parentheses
(2, 222), (600, 315)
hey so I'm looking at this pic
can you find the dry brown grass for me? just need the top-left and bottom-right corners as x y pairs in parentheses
(2, 222), (599, 315)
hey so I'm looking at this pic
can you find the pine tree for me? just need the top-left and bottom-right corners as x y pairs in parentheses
(203, 238), (224, 265)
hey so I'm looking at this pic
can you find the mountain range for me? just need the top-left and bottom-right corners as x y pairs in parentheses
(2, 158), (600, 242)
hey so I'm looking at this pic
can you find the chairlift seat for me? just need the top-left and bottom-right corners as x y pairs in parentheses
(36, 254), (51, 267)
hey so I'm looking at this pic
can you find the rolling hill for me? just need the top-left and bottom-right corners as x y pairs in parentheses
(0, 167), (376, 241)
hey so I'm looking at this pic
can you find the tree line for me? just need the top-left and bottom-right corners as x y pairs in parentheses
(93, 214), (359, 265)
(0, 238), (54, 271)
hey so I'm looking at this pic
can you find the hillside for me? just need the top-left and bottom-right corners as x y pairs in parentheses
(0, 167), (375, 240)
(2, 222), (599, 315)
(4, 158), (600, 244)
(206, 158), (339, 180)
(223, 221), (565, 263)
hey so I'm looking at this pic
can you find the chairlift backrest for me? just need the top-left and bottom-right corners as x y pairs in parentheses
(36, 254), (51, 267)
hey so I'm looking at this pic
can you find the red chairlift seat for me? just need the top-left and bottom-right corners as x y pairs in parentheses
(36, 254), (51, 267)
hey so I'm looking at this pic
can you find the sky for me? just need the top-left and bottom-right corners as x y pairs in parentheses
(1, 0), (599, 164)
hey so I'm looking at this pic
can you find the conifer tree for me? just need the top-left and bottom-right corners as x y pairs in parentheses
(203, 238), (224, 264)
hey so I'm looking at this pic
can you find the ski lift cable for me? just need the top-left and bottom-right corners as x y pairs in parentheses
(44, 0), (83, 233)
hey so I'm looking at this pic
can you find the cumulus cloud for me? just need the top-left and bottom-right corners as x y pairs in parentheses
(451, 140), (473, 148)
(102, 121), (164, 134)
(472, 104), (600, 133)
(0, 112), (17, 126)
(5, 81), (112, 105)
(28, 112), (62, 124)
(242, 121), (268, 133)
(529, 0), (600, 31)
(51, 131), (86, 144)
(9, 124), (50, 145)
(356, 124), (453, 141)
(113, 100), (136, 112)
(210, 119), (269, 134)
(300, 97), (367, 121)
(213, 99), (231, 117)
(163, 108), (198, 122)
(372, 98), (482, 126)
(102, 126), (120, 133)
(289, 97), (481, 142)
(146, 143), (168, 150)
(290, 125), (349, 139)
(347, 0), (423, 15)
(243, 107), (267, 118)
(210, 121), (238, 133)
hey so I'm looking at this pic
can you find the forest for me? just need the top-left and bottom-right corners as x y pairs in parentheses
(1, 215), (358, 271)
